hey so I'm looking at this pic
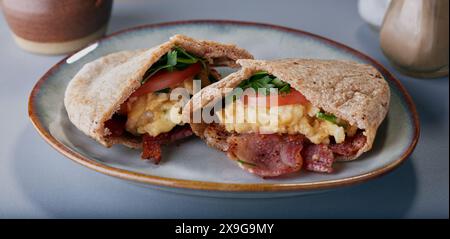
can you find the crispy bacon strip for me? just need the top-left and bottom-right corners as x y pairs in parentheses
(302, 144), (334, 173)
(227, 134), (306, 177)
(105, 113), (193, 164)
(141, 125), (193, 163)
(104, 115), (127, 137)
(329, 131), (366, 156)
(142, 136), (162, 163)
(224, 131), (367, 177)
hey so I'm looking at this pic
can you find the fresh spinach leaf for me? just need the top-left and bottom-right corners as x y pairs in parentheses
(166, 50), (178, 71)
(155, 87), (171, 94)
(237, 71), (291, 95)
(316, 112), (338, 124)
(237, 159), (257, 167)
(141, 46), (206, 84)
(316, 112), (348, 129)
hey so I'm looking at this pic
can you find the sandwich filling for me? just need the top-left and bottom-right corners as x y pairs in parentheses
(104, 46), (217, 163)
(209, 71), (366, 177)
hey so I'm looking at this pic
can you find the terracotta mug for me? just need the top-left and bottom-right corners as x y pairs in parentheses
(1, 0), (113, 55)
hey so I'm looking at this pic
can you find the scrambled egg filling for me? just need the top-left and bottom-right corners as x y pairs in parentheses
(216, 101), (357, 144)
(125, 80), (193, 137)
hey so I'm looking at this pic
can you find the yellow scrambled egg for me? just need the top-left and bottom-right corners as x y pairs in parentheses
(125, 80), (193, 137)
(217, 101), (357, 144)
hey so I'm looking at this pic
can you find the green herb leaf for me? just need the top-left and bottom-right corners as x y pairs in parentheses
(173, 46), (195, 59)
(237, 72), (291, 96)
(316, 111), (349, 128)
(173, 45), (207, 70)
(177, 57), (198, 64)
(316, 112), (338, 124)
(141, 46), (205, 84)
(271, 78), (285, 87)
(155, 87), (171, 94)
(237, 159), (257, 167)
(166, 50), (177, 72)
(259, 76), (273, 84)
(279, 84), (291, 94)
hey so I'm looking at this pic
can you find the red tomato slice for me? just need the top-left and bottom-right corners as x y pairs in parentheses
(130, 62), (201, 98)
(243, 89), (310, 107)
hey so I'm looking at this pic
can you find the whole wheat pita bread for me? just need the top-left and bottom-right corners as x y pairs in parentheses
(64, 34), (254, 148)
(182, 59), (390, 161)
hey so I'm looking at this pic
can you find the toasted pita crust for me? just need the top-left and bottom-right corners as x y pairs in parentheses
(64, 34), (254, 148)
(182, 59), (390, 161)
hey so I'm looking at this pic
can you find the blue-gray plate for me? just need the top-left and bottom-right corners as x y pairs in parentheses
(29, 20), (419, 198)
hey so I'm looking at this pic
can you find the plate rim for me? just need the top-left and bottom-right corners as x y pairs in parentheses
(28, 19), (420, 192)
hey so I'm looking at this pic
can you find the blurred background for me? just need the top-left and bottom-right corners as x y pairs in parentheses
(2, 0), (447, 77)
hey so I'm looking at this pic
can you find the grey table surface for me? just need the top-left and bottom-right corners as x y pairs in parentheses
(0, 0), (448, 219)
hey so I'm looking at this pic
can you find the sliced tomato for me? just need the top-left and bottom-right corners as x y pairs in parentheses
(242, 89), (310, 107)
(277, 89), (310, 105)
(130, 62), (202, 98)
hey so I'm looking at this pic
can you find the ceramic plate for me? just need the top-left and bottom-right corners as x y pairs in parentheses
(29, 20), (419, 198)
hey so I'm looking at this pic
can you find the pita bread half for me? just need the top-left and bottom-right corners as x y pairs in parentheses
(183, 59), (390, 161)
(64, 34), (254, 148)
